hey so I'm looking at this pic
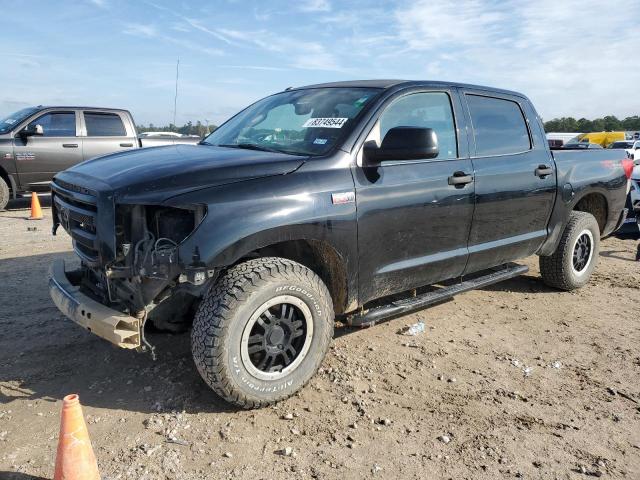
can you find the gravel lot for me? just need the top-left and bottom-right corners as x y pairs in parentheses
(1, 198), (639, 479)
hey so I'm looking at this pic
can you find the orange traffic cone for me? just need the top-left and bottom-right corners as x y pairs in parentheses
(28, 192), (43, 220)
(54, 394), (100, 480)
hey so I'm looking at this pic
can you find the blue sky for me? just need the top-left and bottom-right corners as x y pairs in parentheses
(1, 0), (638, 126)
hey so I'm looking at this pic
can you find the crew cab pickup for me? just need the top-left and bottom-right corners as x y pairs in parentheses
(0, 106), (200, 209)
(48, 80), (632, 408)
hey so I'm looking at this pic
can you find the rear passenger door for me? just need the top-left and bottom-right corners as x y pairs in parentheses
(81, 111), (137, 161)
(462, 90), (556, 274)
(13, 110), (82, 187)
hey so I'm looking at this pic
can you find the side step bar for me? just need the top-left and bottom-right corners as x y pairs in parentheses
(347, 263), (528, 328)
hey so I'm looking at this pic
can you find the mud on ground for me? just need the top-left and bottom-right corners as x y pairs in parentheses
(1, 201), (639, 479)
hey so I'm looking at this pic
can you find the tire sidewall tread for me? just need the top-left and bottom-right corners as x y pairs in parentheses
(539, 211), (600, 291)
(191, 257), (334, 409)
(0, 178), (9, 211)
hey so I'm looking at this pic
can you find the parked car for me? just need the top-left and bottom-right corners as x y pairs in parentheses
(609, 140), (635, 149)
(562, 142), (603, 149)
(48, 80), (632, 408)
(0, 106), (201, 209)
(565, 132), (625, 148)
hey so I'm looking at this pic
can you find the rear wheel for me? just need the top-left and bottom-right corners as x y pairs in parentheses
(0, 178), (10, 210)
(191, 257), (334, 408)
(539, 211), (600, 290)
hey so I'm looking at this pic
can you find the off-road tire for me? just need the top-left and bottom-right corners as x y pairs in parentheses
(191, 257), (334, 408)
(539, 211), (600, 290)
(0, 178), (10, 210)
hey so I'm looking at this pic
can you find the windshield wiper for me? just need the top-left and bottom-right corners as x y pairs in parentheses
(220, 143), (292, 154)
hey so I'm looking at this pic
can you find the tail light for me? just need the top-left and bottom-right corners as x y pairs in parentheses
(622, 158), (634, 179)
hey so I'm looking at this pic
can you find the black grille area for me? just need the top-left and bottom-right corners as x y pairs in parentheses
(52, 180), (99, 264)
(53, 178), (97, 197)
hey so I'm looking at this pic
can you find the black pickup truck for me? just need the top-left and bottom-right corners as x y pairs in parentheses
(48, 80), (632, 408)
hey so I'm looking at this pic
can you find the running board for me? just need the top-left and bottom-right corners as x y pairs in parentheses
(347, 263), (528, 328)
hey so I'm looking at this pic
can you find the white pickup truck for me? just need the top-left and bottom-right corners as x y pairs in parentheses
(0, 106), (201, 209)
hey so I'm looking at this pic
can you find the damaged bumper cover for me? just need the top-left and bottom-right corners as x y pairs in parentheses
(49, 259), (141, 349)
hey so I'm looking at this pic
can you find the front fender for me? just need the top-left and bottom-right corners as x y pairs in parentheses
(171, 165), (358, 305)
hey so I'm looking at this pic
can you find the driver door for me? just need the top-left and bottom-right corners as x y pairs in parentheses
(353, 90), (475, 305)
(13, 110), (82, 188)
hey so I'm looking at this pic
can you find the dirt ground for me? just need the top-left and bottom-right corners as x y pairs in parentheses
(1, 198), (639, 480)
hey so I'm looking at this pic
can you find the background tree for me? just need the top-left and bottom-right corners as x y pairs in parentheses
(544, 115), (640, 133)
(136, 121), (217, 136)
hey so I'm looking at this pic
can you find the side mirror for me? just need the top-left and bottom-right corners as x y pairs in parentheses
(363, 127), (439, 163)
(20, 124), (44, 140)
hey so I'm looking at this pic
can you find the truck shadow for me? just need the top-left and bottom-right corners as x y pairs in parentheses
(0, 473), (49, 480)
(600, 249), (638, 262)
(478, 273), (557, 294)
(0, 251), (240, 415)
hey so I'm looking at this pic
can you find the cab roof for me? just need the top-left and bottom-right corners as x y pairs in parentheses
(291, 79), (525, 98)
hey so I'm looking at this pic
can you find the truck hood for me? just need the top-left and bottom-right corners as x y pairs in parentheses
(56, 144), (306, 201)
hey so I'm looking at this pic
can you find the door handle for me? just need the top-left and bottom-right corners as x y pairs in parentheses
(120, 143), (134, 147)
(62, 143), (78, 148)
(535, 165), (553, 178)
(448, 171), (474, 186)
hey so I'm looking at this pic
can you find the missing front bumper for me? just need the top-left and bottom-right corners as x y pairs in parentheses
(49, 259), (141, 349)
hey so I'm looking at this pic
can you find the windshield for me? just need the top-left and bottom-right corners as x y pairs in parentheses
(0, 107), (40, 134)
(202, 87), (380, 156)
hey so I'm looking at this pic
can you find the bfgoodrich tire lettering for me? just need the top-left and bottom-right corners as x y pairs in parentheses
(191, 257), (334, 408)
(539, 211), (600, 290)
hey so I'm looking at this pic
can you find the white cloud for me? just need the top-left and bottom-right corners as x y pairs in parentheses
(213, 28), (344, 71)
(389, 0), (640, 119)
(298, 0), (331, 13)
(123, 23), (223, 56)
(88, 0), (107, 8)
(123, 23), (157, 38)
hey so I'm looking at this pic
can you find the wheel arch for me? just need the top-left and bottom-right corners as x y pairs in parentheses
(234, 238), (351, 315)
(572, 191), (608, 234)
(0, 165), (16, 196)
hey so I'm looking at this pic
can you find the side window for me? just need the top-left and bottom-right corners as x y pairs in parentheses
(29, 112), (76, 137)
(379, 92), (457, 159)
(84, 112), (126, 136)
(466, 95), (531, 156)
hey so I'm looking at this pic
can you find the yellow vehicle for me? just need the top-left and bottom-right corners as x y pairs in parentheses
(566, 132), (625, 147)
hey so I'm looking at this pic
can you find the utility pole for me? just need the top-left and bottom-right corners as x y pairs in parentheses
(173, 58), (180, 129)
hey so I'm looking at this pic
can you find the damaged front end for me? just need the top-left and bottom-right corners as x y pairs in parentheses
(103, 203), (211, 312)
(50, 178), (213, 353)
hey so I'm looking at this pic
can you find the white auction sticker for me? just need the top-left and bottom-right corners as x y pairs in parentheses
(302, 117), (348, 128)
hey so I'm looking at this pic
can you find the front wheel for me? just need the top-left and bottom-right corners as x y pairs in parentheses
(539, 211), (600, 290)
(0, 178), (10, 210)
(191, 257), (334, 408)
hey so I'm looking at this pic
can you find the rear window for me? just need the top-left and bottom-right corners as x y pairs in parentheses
(466, 95), (531, 156)
(84, 112), (126, 136)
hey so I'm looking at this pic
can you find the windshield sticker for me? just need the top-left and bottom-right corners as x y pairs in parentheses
(302, 117), (348, 128)
(313, 138), (328, 145)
